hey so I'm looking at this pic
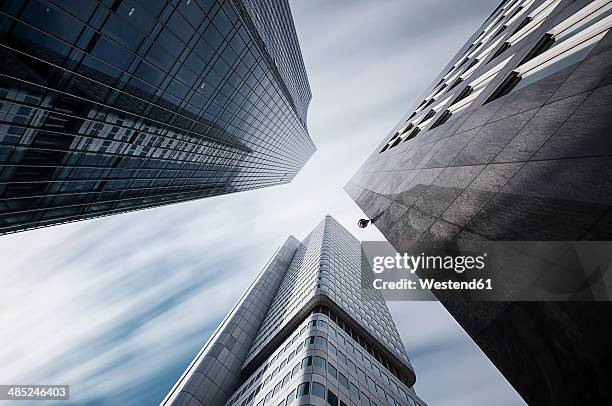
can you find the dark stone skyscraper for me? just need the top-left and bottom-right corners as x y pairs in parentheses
(163, 216), (427, 406)
(0, 0), (314, 234)
(347, 0), (612, 405)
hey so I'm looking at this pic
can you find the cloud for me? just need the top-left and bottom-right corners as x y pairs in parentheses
(388, 302), (526, 405)
(0, 210), (253, 404)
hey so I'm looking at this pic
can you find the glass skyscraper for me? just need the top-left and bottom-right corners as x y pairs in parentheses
(0, 0), (314, 234)
(163, 216), (427, 406)
(346, 0), (612, 405)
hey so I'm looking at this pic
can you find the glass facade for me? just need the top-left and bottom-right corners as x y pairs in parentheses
(246, 217), (409, 364)
(0, 0), (314, 234)
(163, 216), (426, 406)
(227, 310), (424, 406)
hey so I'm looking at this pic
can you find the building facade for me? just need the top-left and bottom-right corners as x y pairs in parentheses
(346, 0), (612, 405)
(162, 216), (426, 406)
(0, 0), (314, 234)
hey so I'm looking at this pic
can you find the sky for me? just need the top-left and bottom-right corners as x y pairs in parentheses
(0, 0), (526, 405)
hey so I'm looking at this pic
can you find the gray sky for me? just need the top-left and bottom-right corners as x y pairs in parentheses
(0, 0), (525, 405)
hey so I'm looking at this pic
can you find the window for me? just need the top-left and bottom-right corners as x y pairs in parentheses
(402, 127), (420, 142)
(489, 42), (511, 61)
(312, 382), (326, 399)
(418, 109), (436, 124)
(485, 71), (521, 103)
(339, 372), (349, 388)
(348, 359), (357, 373)
(430, 110), (452, 129)
(316, 336), (327, 346)
(301, 356), (312, 368)
(487, 31), (603, 103)
(349, 382), (360, 399)
(555, 3), (612, 43)
(328, 362), (338, 379)
(297, 382), (310, 397)
(372, 365), (381, 378)
(388, 136), (402, 149)
(521, 34), (556, 64)
(399, 123), (414, 136)
(329, 343), (337, 355)
(361, 393), (370, 406)
(338, 351), (347, 364)
(423, 98), (435, 109)
(314, 356), (326, 369)
(495, 23), (507, 37)
(487, 1), (610, 104)
(507, 0), (562, 45)
(292, 363), (300, 377)
(512, 16), (533, 37)
(447, 77), (463, 91)
(367, 377), (376, 392)
(282, 372), (291, 387)
(305, 336), (315, 346)
(327, 390), (339, 406)
(357, 368), (367, 382)
(521, 40), (599, 87)
(23, 1), (84, 43)
(451, 86), (473, 106)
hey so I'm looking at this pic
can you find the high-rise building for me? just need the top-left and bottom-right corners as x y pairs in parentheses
(162, 216), (427, 406)
(346, 0), (612, 405)
(0, 0), (314, 234)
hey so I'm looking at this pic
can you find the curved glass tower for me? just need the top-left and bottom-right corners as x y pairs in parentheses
(0, 0), (314, 234)
(163, 216), (427, 406)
